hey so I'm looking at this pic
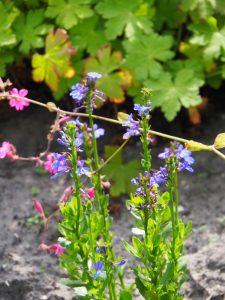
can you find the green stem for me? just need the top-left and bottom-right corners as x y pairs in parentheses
(174, 172), (179, 225)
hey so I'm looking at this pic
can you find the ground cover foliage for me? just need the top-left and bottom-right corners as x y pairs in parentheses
(2, 0), (225, 120)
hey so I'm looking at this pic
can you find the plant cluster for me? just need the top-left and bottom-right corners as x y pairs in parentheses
(2, 0), (225, 120)
(1, 74), (225, 299)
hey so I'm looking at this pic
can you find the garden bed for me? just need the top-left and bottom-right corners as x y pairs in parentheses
(0, 105), (225, 300)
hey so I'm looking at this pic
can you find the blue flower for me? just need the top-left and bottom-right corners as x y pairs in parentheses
(158, 142), (195, 173)
(70, 83), (89, 105)
(152, 167), (168, 185)
(134, 102), (151, 117)
(93, 261), (106, 279)
(87, 72), (102, 82)
(122, 114), (140, 139)
(115, 259), (126, 267)
(76, 160), (90, 176)
(96, 246), (107, 255)
(51, 153), (69, 179)
(93, 124), (105, 138)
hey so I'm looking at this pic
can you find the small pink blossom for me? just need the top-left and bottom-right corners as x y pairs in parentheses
(9, 88), (29, 111)
(44, 154), (57, 174)
(0, 141), (16, 159)
(58, 116), (70, 125)
(60, 186), (73, 203)
(87, 187), (95, 199)
(49, 244), (65, 256)
(39, 243), (50, 253)
(33, 199), (45, 218)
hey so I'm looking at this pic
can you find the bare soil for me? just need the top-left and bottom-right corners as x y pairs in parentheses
(0, 104), (225, 300)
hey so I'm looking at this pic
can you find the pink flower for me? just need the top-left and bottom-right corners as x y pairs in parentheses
(58, 116), (70, 125)
(44, 154), (57, 174)
(0, 141), (16, 159)
(9, 88), (29, 111)
(60, 186), (73, 203)
(87, 187), (95, 199)
(33, 199), (45, 218)
(49, 244), (65, 256)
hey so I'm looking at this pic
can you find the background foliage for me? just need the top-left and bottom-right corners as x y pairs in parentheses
(1, 0), (225, 121)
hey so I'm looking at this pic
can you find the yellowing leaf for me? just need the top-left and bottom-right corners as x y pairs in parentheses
(32, 29), (75, 91)
(185, 140), (210, 151)
(117, 112), (129, 122)
(214, 133), (225, 149)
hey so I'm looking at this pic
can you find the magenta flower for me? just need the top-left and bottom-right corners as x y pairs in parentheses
(44, 154), (57, 174)
(9, 88), (29, 111)
(49, 244), (65, 256)
(0, 141), (16, 159)
(87, 187), (95, 199)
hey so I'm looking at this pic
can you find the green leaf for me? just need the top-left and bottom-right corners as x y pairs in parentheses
(145, 69), (204, 121)
(46, 0), (93, 29)
(13, 9), (49, 53)
(155, 0), (186, 30)
(0, 50), (15, 76)
(189, 17), (225, 63)
(69, 15), (106, 55)
(96, 0), (153, 40)
(85, 46), (125, 100)
(123, 34), (174, 81)
(117, 112), (129, 122)
(132, 236), (143, 255)
(123, 241), (139, 257)
(214, 133), (225, 149)
(61, 278), (87, 288)
(161, 262), (175, 286)
(119, 289), (132, 300)
(0, 2), (19, 47)
(32, 28), (75, 92)
(104, 145), (140, 196)
(181, 0), (216, 20)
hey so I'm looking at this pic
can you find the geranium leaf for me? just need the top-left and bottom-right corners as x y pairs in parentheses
(0, 2), (19, 48)
(85, 46), (125, 100)
(46, 0), (93, 30)
(69, 15), (106, 55)
(145, 68), (204, 121)
(123, 33), (174, 81)
(96, 0), (153, 40)
(13, 9), (50, 53)
(32, 29), (75, 92)
(181, 0), (216, 20)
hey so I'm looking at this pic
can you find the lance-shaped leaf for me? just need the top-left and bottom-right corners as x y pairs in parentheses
(123, 33), (174, 81)
(13, 9), (50, 54)
(214, 133), (225, 149)
(45, 0), (93, 30)
(32, 29), (75, 92)
(96, 0), (153, 40)
(0, 2), (19, 47)
(85, 46), (125, 101)
(104, 145), (140, 197)
(145, 69), (204, 121)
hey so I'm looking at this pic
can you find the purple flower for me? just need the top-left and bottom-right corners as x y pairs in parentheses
(76, 160), (90, 176)
(96, 246), (107, 255)
(152, 167), (168, 186)
(93, 124), (105, 138)
(134, 102), (151, 117)
(57, 131), (69, 147)
(87, 72), (102, 82)
(93, 261), (106, 279)
(158, 142), (195, 173)
(51, 153), (69, 179)
(115, 259), (126, 267)
(70, 83), (89, 105)
(122, 114), (140, 139)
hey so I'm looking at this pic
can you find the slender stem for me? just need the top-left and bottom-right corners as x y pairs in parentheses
(174, 172), (179, 225)
(2, 93), (225, 160)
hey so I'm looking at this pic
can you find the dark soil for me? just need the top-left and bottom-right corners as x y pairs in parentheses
(0, 101), (225, 300)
